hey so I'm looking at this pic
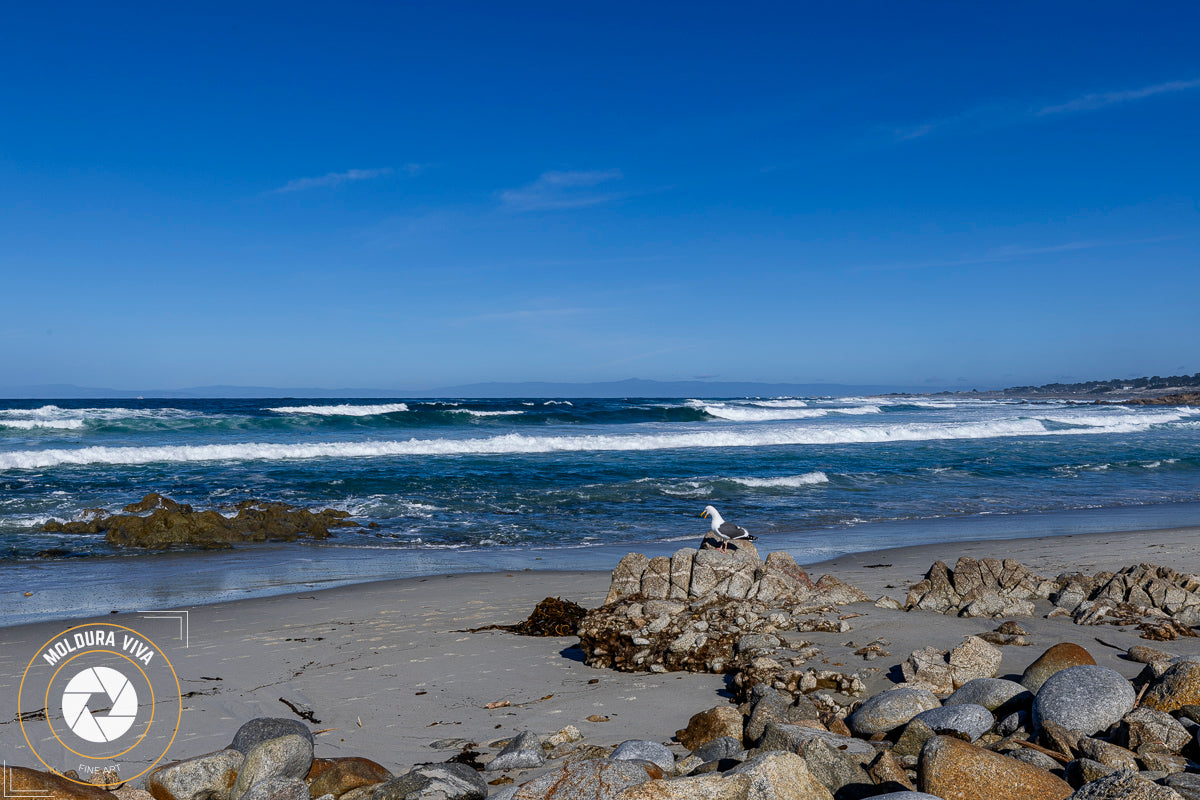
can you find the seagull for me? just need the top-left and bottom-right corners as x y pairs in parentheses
(701, 505), (756, 552)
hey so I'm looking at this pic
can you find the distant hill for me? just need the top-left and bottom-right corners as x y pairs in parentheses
(1000, 372), (1200, 398)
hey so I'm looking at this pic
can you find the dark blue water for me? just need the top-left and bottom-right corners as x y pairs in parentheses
(2, 396), (1198, 624)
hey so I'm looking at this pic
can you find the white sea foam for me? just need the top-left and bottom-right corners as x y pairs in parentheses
(730, 472), (829, 488)
(266, 403), (410, 416)
(0, 412), (1176, 471)
(544, 400), (573, 406)
(749, 399), (810, 408)
(0, 419), (86, 430)
(830, 405), (883, 415)
(446, 409), (525, 417)
(703, 404), (828, 421)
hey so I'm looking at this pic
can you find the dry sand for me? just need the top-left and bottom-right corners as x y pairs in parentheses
(2, 525), (1199, 786)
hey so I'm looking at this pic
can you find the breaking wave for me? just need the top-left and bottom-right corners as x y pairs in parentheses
(266, 403), (410, 416)
(0, 413), (1179, 470)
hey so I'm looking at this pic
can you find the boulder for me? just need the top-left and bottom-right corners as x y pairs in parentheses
(147, 749), (244, 800)
(800, 737), (873, 799)
(0, 767), (118, 799)
(918, 736), (1073, 800)
(487, 731), (545, 771)
(611, 740), (675, 775)
(847, 687), (941, 736)
(725, 752), (833, 800)
(1033, 666), (1136, 737)
(373, 763), (487, 800)
(910, 704), (994, 742)
(1121, 707), (1191, 753)
(230, 735), (313, 800)
(308, 758), (393, 798)
(512, 760), (659, 800)
(1143, 662), (1200, 714)
(677, 706), (745, 750)
(693, 737), (746, 764)
(945, 677), (1030, 709)
(1066, 768), (1184, 799)
(237, 778), (308, 800)
(610, 774), (751, 800)
(757, 723), (876, 758)
(230, 718), (314, 754)
(1022, 644), (1098, 693)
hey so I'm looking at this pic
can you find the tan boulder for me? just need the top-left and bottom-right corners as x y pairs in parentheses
(1021, 643), (1096, 692)
(919, 735), (1072, 800)
(1, 766), (118, 799)
(1142, 661), (1200, 714)
(677, 706), (744, 750)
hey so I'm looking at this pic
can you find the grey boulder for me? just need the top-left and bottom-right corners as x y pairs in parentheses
(911, 704), (994, 742)
(1034, 666), (1136, 737)
(486, 731), (546, 771)
(373, 763), (487, 800)
(610, 740), (675, 774)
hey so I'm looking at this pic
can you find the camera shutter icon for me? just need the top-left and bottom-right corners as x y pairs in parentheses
(61, 666), (139, 743)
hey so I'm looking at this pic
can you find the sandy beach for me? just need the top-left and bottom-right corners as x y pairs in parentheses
(4, 523), (1200, 793)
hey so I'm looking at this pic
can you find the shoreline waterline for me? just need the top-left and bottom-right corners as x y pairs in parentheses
(4, 500), (1198, 628)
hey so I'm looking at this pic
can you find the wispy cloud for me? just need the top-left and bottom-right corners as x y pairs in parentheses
(499, 169), (624, 211)
(856, 236), (1177, 273)
(1037, 77), (1200, 116)
(269, 165), (422, 195)
(893, 76), (1200, 141)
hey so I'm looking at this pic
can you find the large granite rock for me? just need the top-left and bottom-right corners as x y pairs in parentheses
(945, 678), (1032, 713)
(918, 736), (1073, 800)
(374, 763), (487, 800)
(1032, 666), (1136, 737)
(611, 740), (675, 774)
(911, 704), (993, 742)
(725, 752), (833, 800)
(147, 749), (244, 800)
(677, 706), (745, 750)
(487, 731), (546, 771)
(901, 637), (1002, 694)
(230, 735), (313, 800)
(581, 547), (867, 677)
(512, 760), (660, 800)
(308, 758), (393, 798)
(230, 718), (314, 754)
(905, 557), (1049, 617)
(847, 687), (941, 736)
(1066, 768), (1184, 799)
(1022, 644), (1097, 693)
(0, 767), (118, 799)
(610, 774), (751, 800)
(1143, 662), (1200, 713)
(43, 493), (357, 549)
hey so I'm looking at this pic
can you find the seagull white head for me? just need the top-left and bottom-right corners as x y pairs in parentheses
(701, 505), (723, 524)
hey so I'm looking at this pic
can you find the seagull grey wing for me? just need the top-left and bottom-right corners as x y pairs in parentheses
(718, 521), (750, 539)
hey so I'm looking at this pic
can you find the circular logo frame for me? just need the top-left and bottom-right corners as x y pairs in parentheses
(18, 623), (181, 788)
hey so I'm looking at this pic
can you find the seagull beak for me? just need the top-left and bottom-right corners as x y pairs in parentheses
(701, 510), (707, 518)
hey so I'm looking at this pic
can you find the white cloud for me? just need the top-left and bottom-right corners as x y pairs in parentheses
(892, 76), (1200, 143)
(269, 165), (422, 194)
(1037, 77), (1200, 116)
(499, 169), (624, 211)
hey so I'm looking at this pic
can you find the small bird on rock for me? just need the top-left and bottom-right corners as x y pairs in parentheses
(701, 505), (756, 552)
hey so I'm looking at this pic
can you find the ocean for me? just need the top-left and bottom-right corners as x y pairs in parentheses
(2, 396), (1198, 626)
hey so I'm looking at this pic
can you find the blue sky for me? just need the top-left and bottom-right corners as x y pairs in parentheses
(2, 1), (1197, 391)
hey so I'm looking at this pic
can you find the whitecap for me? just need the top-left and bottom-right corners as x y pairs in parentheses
(266, 403), (410, 416)
(729, 472), (830, 488)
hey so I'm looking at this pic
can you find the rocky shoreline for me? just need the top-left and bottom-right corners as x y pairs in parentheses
(8, 536), (1200, 800)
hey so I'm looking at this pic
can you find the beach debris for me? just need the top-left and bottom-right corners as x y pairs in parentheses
(278, 698), (321, 724)
(465, 596), (587, 637)
(40, 492), (358, 549)
(485, 701), (511, 709)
